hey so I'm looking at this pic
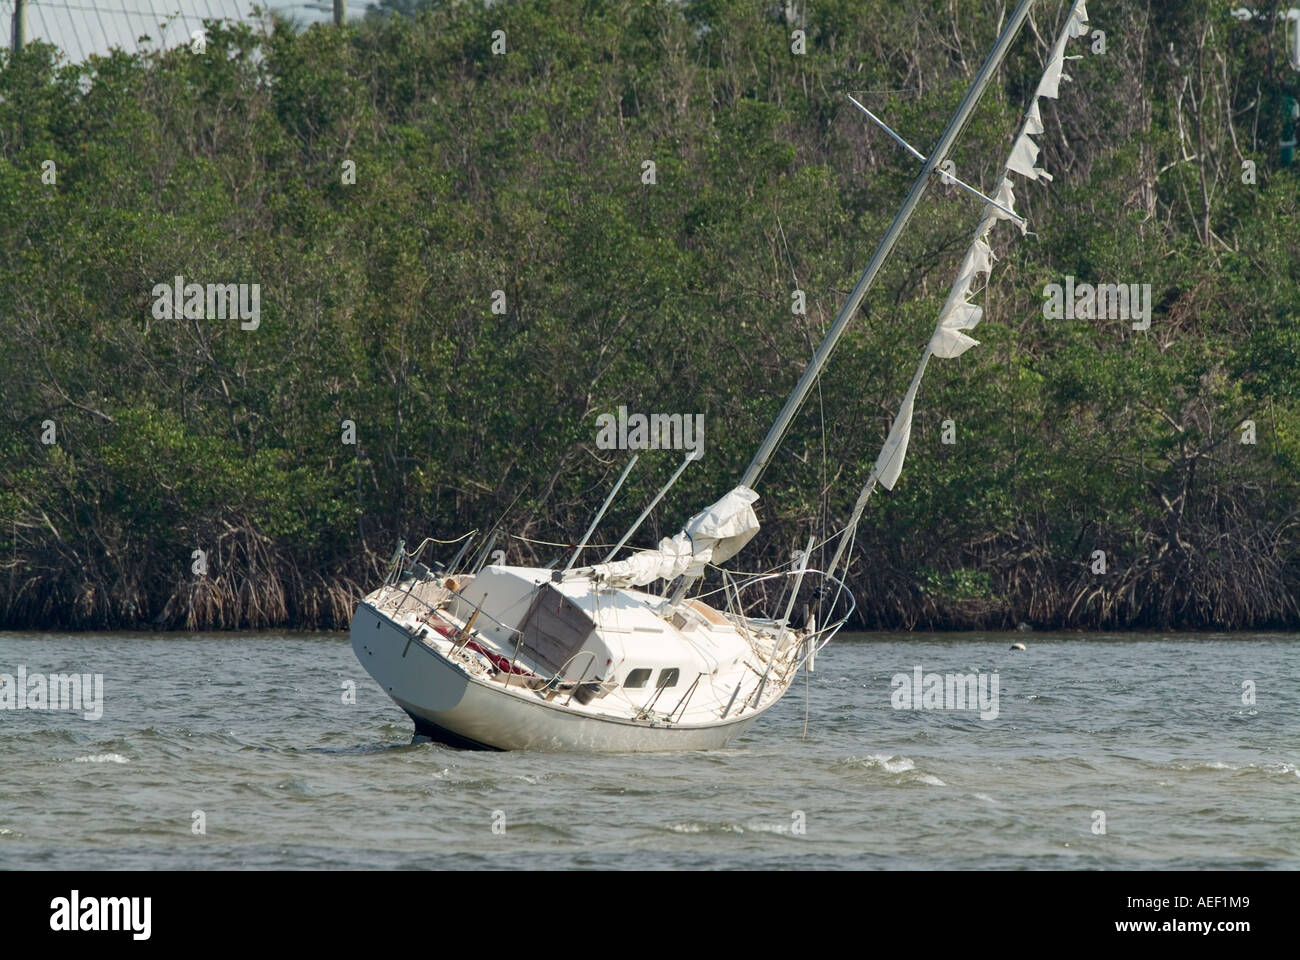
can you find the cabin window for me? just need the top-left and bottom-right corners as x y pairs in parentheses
(657, 668), (680, 688)
(624, 669), (651, 689)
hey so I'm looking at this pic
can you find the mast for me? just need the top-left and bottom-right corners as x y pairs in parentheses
(738, 0), (1038, 492)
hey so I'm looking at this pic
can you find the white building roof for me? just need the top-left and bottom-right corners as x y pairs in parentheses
(1, 1), (375, 63)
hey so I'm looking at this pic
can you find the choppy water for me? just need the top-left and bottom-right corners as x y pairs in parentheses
(0, 631), (1295, 869)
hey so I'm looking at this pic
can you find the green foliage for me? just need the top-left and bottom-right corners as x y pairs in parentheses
(920, 568), (998, 603)
(0, 0), (1297, 629)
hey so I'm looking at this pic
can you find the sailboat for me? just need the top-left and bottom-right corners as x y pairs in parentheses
(350, 0), (1089, 751)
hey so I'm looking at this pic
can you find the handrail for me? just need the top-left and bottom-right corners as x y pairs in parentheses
(558, 650), (601, 706)
(668, 672), (704, 723)
(403, 532), (478, 566)
(380, 576), (527, 644)
(705, 568), (857, 638)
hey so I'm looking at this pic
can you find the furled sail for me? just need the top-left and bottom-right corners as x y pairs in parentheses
(583, 486), (760, 587)
(829, 0), (1089, 571)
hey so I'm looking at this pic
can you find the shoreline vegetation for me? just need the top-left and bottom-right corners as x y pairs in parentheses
(2, 1), (1298, 632)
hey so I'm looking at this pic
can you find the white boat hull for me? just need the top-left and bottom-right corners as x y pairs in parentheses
(352, 603), (769, 752)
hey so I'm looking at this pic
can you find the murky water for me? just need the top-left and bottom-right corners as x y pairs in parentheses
(0, 630), (1295, 869)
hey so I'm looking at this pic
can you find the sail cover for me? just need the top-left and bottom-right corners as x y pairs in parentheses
(585, 487), (760, 587)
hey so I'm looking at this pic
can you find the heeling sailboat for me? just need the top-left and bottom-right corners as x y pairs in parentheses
(349, 0), (1087, 752)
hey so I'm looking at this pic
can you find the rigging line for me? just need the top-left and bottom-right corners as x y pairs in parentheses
(774, 214), (833, 597)
(774, 215), (800, 288)
(846, 95), (926, 162)
(803, 657), (810, 740)
(850, 88), (928, 95)
(424, 533), (476, 544)
(828, 1), (1089, 583)
(120, 0), (157, 58)
(829, 524), (857, 617)
(846, 94), (1026, 225)
(704, 515), (856, 580)
(24, 0), (58, 60)
(471, 477), (527, 565)
(510, 534), (616, 549)
(773, 213), (831, 599)
(73, 4), (91, 62)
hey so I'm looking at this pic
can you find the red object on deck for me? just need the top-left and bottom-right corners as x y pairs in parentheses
(463, 640), (535, 676)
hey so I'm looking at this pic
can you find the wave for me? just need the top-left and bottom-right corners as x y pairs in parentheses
(1149, 759), (1299, 780)
(834, 754), (947, 786)
(666, 821), (803, 836)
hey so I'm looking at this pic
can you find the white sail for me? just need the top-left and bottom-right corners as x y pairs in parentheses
(960, 237), (995, 281)
(939, 297), (984, 330)
(1024, 100), (1045, 136)
(1036, 50), (1069, 100)
(1007, 130), (1049, 181)
(984, 176), (1024, 231)
(832, 0), (1089, 561)
(929, 326), (981, 359)
(875, 354), (931, 490)
(1036, 1), (1088, 100)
